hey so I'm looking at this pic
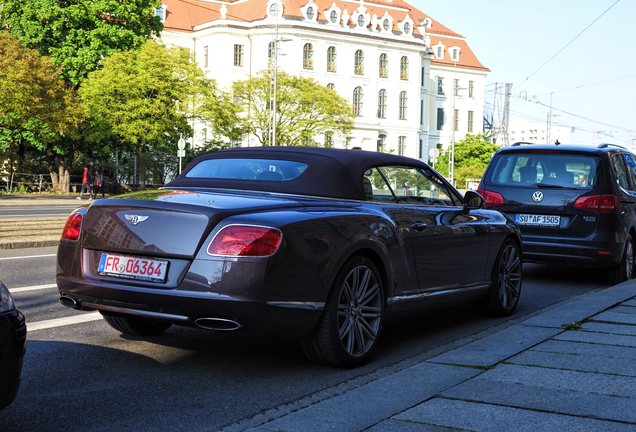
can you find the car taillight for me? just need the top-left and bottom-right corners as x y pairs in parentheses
(207, 225), (282, 257)
(476, 189), (505, 207)
(61, 212), (83, 241)
(574, 194), (619, 213)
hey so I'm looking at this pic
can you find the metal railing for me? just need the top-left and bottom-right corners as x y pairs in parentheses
(0, 172), (53, 193)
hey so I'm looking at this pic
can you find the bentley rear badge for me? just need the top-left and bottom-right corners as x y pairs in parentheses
(125, 214), (149, 225)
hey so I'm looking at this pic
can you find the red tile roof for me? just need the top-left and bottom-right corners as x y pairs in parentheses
(161, 0), (488, 71)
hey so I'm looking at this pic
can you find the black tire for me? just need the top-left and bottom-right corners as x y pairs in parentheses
(609, 234), (635, 285)
(484, 239), (522, 317)
(100, 312), (172, 336)
(301, 256), (385, 368)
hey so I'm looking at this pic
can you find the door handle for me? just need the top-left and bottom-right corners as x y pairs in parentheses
(411, 222), (428, 232)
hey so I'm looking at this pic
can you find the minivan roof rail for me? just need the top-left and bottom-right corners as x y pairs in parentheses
(598, 143), (627, 149)
(510, 141), (536, 146)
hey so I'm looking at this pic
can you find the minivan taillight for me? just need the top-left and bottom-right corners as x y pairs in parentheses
(476, 189), (505, 207)
(207, 225), (282, 257)
(574, 194), (619, 213)
(61, 212), (83, 241)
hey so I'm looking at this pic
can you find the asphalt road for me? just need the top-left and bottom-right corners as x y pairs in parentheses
(0, 246), (611, 432)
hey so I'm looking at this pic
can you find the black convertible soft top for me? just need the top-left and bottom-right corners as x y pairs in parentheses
(166, 146), (428, 200)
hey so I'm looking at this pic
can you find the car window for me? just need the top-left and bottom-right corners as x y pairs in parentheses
(622, 153), (636, 192)
(487, 153), (597, 189)
(185, 158), (308, 181)
(611, 154), (631, 190)
(364, 166), (458, 206)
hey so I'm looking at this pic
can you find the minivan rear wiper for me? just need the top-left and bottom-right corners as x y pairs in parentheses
(535, 183), (571, 189)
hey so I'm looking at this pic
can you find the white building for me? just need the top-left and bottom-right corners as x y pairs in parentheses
(158, 0), (488, 160)
(507, 121), (572, 145)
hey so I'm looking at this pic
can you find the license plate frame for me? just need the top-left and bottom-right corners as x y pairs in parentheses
(516, 213), (561, 227)
(97, 253), (169, 283)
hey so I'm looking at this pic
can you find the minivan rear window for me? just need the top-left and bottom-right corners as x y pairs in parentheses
(185, 158), (308, 181)
(486, 153), (598, 189)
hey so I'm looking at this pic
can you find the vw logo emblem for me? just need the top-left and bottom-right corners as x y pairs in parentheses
(532, 191), (544, 202)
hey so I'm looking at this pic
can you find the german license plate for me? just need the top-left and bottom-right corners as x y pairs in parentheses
(98, 253), (168, 283)
(516, 214), (561, 227)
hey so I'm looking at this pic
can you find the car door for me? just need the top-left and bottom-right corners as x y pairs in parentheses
(366, 166), (491, 295)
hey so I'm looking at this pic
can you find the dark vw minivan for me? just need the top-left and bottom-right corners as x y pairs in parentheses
(478, 143), (636, 283)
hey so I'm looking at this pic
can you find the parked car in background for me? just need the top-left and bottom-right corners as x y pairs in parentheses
(478, 142), (636, 283)
(57, 147), (521, 368)
(0, 281), (26, 411)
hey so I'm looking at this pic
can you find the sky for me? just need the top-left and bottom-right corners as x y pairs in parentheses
(413, 0), (636, 148)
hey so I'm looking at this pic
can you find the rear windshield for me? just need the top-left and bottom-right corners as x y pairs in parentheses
(185, 158), (308, 181)
(486, 152), (598, 189)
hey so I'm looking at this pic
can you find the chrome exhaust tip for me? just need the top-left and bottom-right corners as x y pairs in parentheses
(194, 317), (242, 331)
(59, 294), (81, 310)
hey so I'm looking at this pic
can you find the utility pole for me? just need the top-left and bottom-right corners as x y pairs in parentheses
(502, 83), (512, 146)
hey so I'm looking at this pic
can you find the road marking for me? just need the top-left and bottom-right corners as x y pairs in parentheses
(0, 254), (56, 261)
(9, 283), (57, 293)
(28, 312), (102, 332)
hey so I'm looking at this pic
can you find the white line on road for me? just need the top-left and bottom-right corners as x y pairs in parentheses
(28, 312), (102, 332)
(0, 254), (56, 261)
(9, 283), (57, 293)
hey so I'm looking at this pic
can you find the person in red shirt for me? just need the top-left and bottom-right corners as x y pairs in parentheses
(77, 163), (94, 200)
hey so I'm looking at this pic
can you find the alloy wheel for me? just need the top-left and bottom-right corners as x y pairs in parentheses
(497, 243), (522, 310)
(336, 265), (383, 358)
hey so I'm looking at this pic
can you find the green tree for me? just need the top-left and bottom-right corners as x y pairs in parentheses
(79, 40), (211, 185)
(231, 71), (354, 146)
(435, 133), (498, 188)
(0, 31), (81, 187)
(0, 0), (163, 87)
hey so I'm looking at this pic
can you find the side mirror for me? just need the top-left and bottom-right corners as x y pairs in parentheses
(464, 190), (484, 210)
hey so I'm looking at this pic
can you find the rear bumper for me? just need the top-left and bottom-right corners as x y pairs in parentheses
(0, 308), (27, 411)
(521, 235), (622, 267)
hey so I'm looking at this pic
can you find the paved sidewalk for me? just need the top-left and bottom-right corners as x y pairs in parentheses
(226, 281), (636, 432)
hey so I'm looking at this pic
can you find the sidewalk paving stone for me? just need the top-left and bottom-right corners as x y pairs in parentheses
(592, 310), (636, 325)
(555, 330), (636, 348)
(394, 398), (635, 432)
(509, 349), (636, 376)
(531, 339), (636, 360)
(440, 378), (636, 424)
(581, 321), (636, 336)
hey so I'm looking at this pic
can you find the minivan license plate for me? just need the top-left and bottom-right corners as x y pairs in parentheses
(516, 214), (561, 227)
(98, 253), (168, 283)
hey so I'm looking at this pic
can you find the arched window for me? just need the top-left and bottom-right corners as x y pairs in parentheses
(327, 46), (337, 72)
(378, 53), (388, 78)
(326, 83), (335, 90)
(353, 86), (363, 117)
(377, 89), (387, 119)
(303, 43), (314, 70)
(354, 49), (364, 75)
(400, 56), (409, 80)
(268, 41), (276, 67)
(399, 91), (407, 120)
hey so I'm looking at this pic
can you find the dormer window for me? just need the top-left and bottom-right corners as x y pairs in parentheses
(435, 43), (445, 59)
(330, 10), (338, 23)
(400, 15), (413, 35)
(357, 14), (365, 27)
(382, 19), (390, 31)
(154, 5), (167, 22)
(450, 47), (460, 62)
(302, 2), (317, 22)
(307, 6), (315, 20)
(268, 0), (283, 18)
(403, 22), (411, 34)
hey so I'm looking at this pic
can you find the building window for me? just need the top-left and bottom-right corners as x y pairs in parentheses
(453, 109), (459, 131)
(330, 10), (338, 23)
(436, 46), (443, 58)
(398, 136), (406, 156)
(400, 56), (408, 80)
(269, 2), (279, 16)
(268, 41), (276, 66)
(403, 22), (411, 35)
(353, 86), (363, 117)
(154, 5), (167, 22)
(306, 6), (315, 20)
(354, 49), (364, 75)
(382, 19), (390, 31)
(437, 108), (444, 130)
(437, 77), (444, 95)
(303, 43), (314, 70)
(234, 44), (244, 67)
(327, 46), (336, 72)
(468, 110), (474, 132)
(377, 89), (387, 119)
(421, 67), (425, 87)
(357, 14), (365, 27)
(420, 100), (424, 125)
(399, 91), (407, 120)
(469, 80), (474, 98)
(377, 135), (385, 152)
(326, 83), (335, 90)
(203, 45), (208, 68)
(454, 79), (459, 96)
(378, 53), (388, 78)
(451, 48), (459, 61)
